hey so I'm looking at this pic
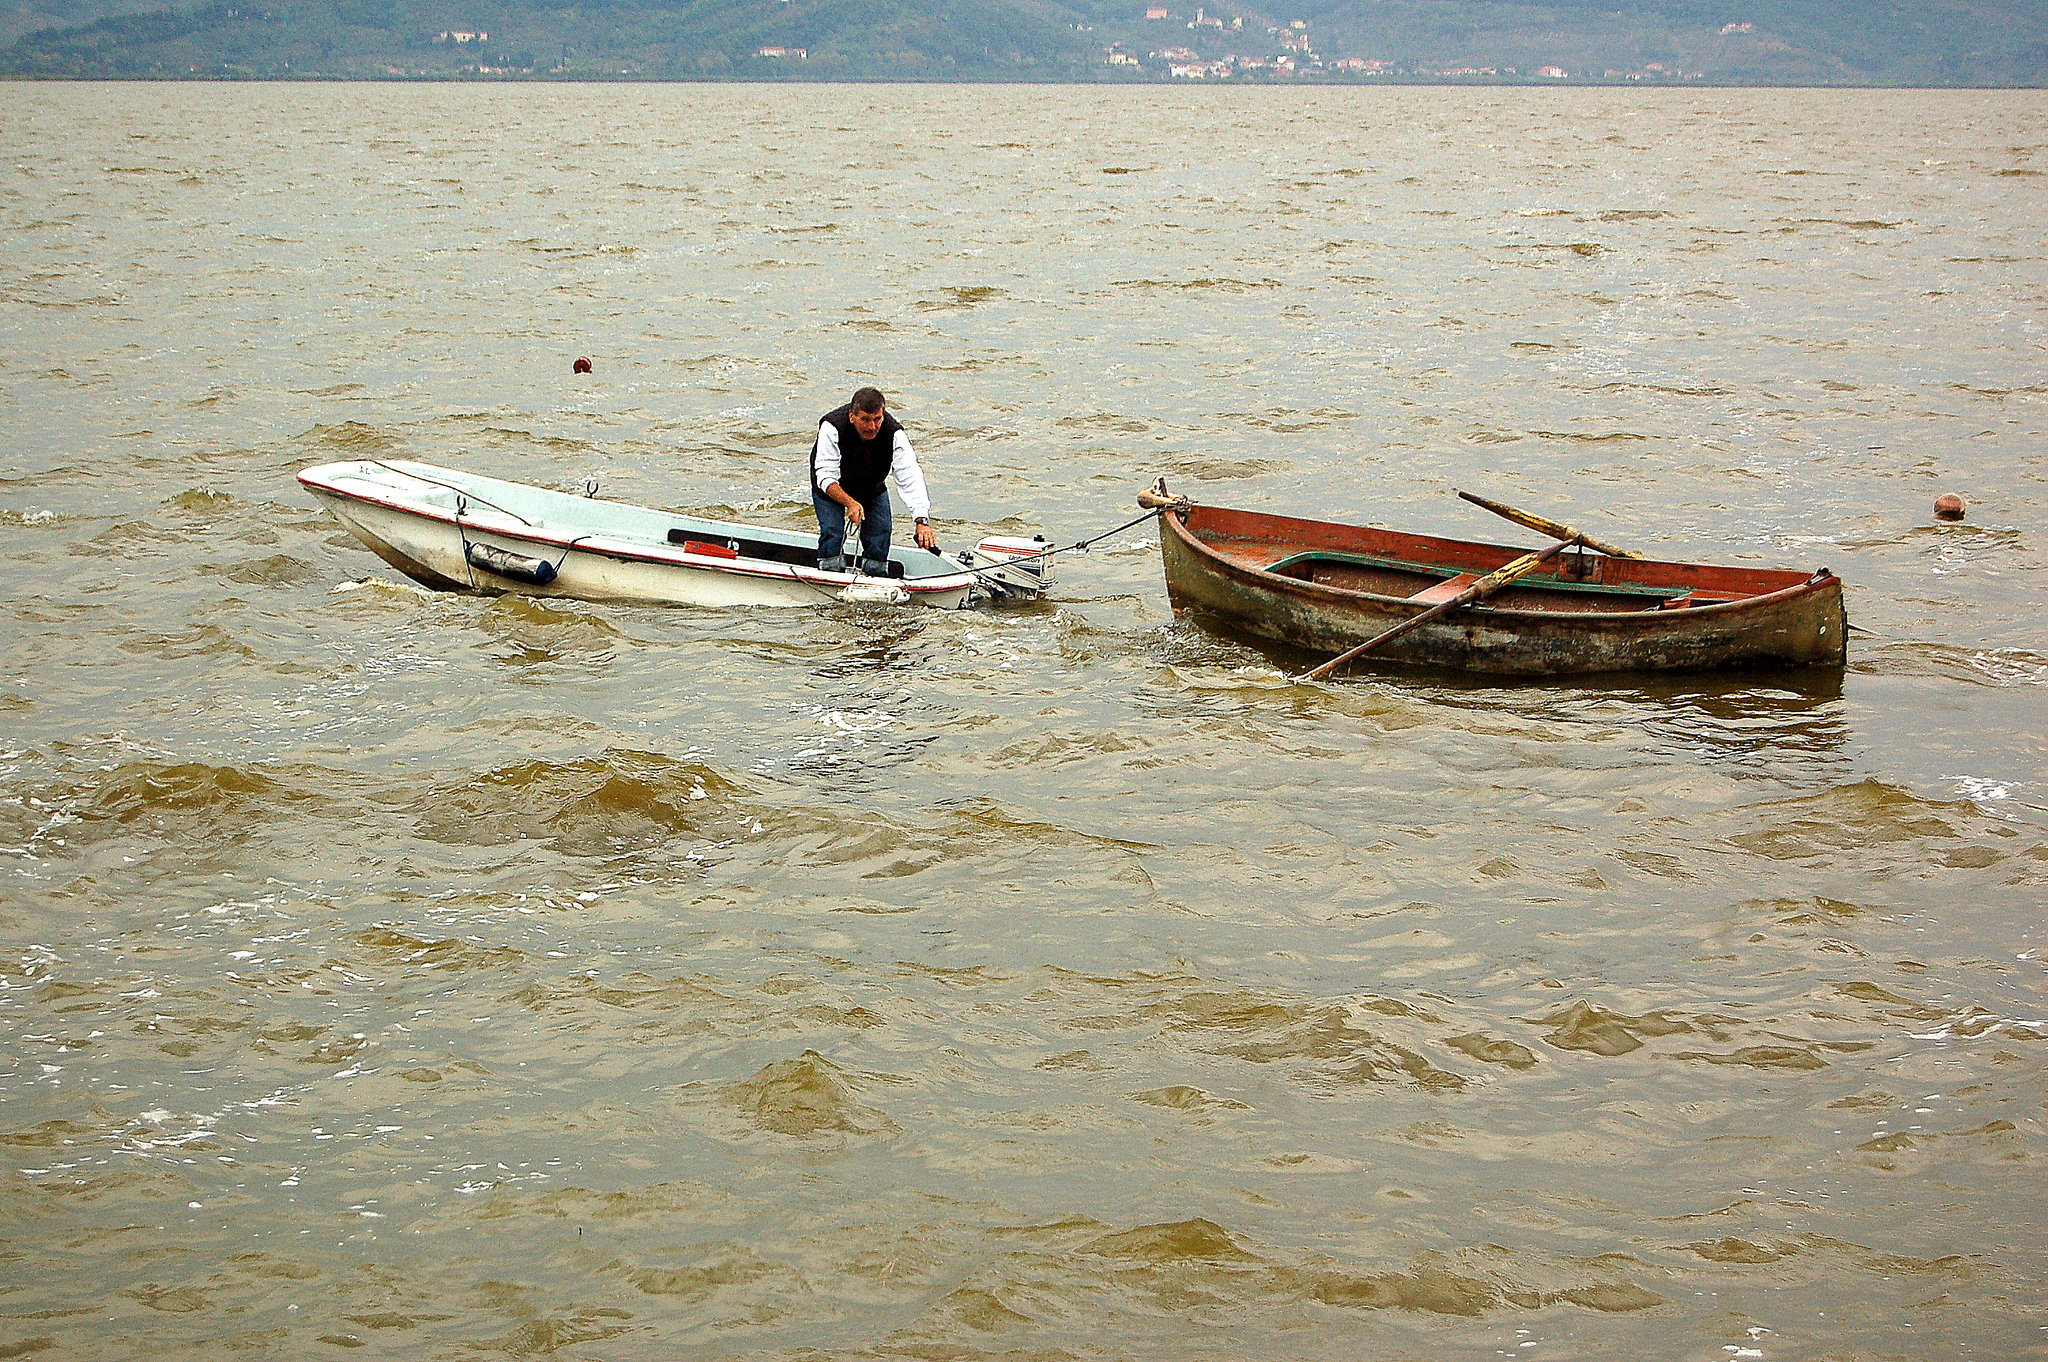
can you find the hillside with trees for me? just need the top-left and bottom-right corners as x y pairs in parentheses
(4, 0), (2044, 83)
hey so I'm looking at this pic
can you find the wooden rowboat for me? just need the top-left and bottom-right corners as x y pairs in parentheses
(1153, 497), (1847, 677)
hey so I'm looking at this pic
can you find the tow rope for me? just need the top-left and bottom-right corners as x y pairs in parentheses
(931, 505), (1167, 587)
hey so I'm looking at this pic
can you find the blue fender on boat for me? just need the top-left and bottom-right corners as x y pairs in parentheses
(466, 541), (557, 585)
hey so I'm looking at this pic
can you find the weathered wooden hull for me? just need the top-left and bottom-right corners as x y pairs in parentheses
(1158, 502), (1847, 677)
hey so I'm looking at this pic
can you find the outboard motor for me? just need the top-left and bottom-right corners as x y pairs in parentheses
(962, 535), (1054, 600)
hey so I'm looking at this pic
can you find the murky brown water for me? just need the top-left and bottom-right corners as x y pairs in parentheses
(2, 81), (2044, 1359)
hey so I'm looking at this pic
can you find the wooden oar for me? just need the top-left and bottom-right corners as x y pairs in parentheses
(1456, 489), (1641, 559)
(1299, 537), (1579, 682)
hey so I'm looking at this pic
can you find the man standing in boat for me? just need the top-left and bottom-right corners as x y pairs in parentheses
(811, 386), (937, 575)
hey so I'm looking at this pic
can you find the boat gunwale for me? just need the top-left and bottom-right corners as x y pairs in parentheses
(1165, 502), (1838, 624)
(298, 461), (981, 598)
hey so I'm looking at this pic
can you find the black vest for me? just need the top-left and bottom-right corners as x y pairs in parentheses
(813, 404), (902, 502)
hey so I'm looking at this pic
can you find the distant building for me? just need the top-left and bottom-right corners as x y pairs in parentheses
(433, 30), (486, 43)
(1538, 64), (1567, 78)
(757, 46), (806, 58)
(1721, 21), (1754, 33)
(1145, 6), (1169, 18)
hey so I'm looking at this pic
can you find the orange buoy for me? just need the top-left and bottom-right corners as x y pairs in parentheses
(573, 356), (593, 374)
(1934, 493), (1965, 521)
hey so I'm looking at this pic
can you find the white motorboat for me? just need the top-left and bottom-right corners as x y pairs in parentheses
(297, 459), (1054, 609)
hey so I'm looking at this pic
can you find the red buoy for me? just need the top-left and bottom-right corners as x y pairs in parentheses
(1934, 493), (1965, 521)
(573, 356), (593, 374)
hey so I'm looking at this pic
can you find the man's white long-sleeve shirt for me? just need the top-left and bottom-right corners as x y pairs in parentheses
(813, 420), (931, 519)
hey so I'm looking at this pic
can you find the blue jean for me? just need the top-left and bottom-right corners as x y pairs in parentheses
(813, 484), (892, 574)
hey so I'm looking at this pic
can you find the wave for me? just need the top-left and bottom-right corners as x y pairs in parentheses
(1524, 428), (1648, 443)
(1500, 241), (1604, 257)
(208, 553), (323, 587)
(349, 924), (526, 975)
(28, 760), (302, 848)
(916, 285), (1007, 310)
(985, 1215), (1664, 1316)
(1724, 777), (1986, 863)
(1855, 642), (2047, 687)
(294, 420), (403, 455)
(719, 1050), (895, 1137)
(408, 748), (743, 856)
(1112, 276), (1283, 293)
(1589, 380), (1736, 397)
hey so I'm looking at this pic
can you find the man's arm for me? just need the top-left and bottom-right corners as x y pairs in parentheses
(814, 421), (841, 494)
(815, 421), (866, 524)
(891, 432), (936, 549)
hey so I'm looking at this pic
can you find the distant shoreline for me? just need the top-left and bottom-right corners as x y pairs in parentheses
(6, 0), (2043, 90)
(4, 74), (2045, 88)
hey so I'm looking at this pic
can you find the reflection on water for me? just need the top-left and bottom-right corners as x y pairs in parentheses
(0, 81), (2044, 1360)
(1560, 673), (1850, 766)
(1171, 612), (1852, 763)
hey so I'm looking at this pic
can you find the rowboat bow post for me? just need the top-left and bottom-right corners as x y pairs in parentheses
(1140, 480), (1848, 679)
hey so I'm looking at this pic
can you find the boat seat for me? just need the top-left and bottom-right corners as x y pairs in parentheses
(1406, 572), (1485, 604)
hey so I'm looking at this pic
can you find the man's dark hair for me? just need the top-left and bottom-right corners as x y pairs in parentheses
(851, 386), (885, 414)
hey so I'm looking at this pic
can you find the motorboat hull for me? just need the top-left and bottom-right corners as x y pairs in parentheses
(299, 460), (1050, 610)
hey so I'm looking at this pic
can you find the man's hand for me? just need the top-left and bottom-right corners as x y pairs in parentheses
(914, 519), (937, 551)
(828, 484), (864, 529)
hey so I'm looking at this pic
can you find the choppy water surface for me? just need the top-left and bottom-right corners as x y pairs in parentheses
(2, 82), (2044, 1358)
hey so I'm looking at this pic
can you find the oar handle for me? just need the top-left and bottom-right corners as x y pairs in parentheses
(1457, 489), (1641, 559)
(1301, 538), (1577, 682)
